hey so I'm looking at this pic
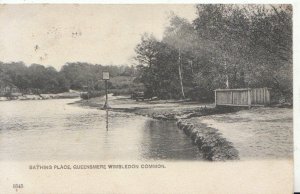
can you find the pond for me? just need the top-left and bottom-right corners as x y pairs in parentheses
(0, 99), (202, 161)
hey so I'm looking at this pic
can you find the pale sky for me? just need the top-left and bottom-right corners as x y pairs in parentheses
(0, 4), (197, 69)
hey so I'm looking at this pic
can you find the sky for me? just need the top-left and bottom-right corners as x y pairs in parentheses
(0, 4), (197, 70)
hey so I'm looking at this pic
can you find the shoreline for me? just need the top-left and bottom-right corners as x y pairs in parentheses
(75, 95), (293, 161)
(0, 91), (80, 101)
(75, 95), (242, 161)
(74, 94), (238, 120)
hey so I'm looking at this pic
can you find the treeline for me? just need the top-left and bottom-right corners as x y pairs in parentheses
(0, 61), (136, 94)
(134, 5), (292, 102)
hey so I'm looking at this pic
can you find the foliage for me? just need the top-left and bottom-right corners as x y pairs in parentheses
(0, 5), (293, 103)
(0, 61), (138, 96)
(134, 4), (293, 102)
(80, 91), (106, 100)
(134, 34), (183, 99)
(0, 62), (68, 94)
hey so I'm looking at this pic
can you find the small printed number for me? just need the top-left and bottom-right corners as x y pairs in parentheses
(13, 184), (23, 189)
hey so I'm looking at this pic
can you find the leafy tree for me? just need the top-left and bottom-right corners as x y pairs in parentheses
(134, 4), (292, 102)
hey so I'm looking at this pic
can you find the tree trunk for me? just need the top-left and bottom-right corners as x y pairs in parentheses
(178, 49), (185, 99)
(225, 61), (230, 88)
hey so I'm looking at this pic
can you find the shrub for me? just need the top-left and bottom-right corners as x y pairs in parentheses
(80, 91), (105, 99)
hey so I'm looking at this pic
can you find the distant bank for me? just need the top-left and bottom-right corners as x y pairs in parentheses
(0, 90), (80, 101)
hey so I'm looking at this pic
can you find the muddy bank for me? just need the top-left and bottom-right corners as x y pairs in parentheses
(75, 95), (238, 121)
(177, 119), (239, 161)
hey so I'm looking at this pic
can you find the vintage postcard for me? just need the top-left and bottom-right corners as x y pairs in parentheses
(0, 2), (297, 193)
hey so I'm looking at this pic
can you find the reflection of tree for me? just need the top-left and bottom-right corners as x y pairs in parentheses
(140, 119), (200, 160)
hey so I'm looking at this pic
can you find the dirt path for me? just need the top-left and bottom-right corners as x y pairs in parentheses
(190, 107), (293, 160)
(77, 94), (214, 119)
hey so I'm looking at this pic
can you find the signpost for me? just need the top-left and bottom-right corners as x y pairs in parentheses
(102, 71), (110, 109)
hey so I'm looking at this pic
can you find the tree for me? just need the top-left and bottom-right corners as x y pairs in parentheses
(134, 4), (292, 102)
(193, 5), (252, 89)
(134, 34), (182, 99)
(163, 15), (198, 98)
(247, 5), (292, 101)
(134, 33), (159, 68)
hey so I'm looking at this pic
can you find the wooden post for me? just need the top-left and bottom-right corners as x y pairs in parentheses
(214, 90), (217, 107)
(102, 71), (110, 109)
(105, 80), (108, 105)
(87, 80), (90, 101)
(263, 88), (266, 106)
(248, 88), (252, 109)
(269, 88), (271, 105)
(231, 91), (233, 105)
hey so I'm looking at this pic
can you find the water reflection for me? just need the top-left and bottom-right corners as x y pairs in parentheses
(106, 109), (109, 131)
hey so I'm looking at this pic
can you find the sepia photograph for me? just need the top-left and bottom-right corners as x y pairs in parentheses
(0, 2), (296, 193)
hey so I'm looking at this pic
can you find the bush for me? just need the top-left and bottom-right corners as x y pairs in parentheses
(186, 87), (214, 102)
(80, 91), (105, 99)
(4, 92), (12, 98)
(111, 88), (132, 96)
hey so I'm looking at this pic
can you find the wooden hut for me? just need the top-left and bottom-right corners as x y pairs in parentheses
(214, 88), (271, 107)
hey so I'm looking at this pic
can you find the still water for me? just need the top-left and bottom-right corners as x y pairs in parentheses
(0, 99), (202, 160)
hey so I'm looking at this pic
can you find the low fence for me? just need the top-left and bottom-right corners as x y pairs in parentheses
(214, 88), (271, 107)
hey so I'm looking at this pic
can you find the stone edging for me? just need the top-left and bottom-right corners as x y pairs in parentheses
(177, 119), (239, 161)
